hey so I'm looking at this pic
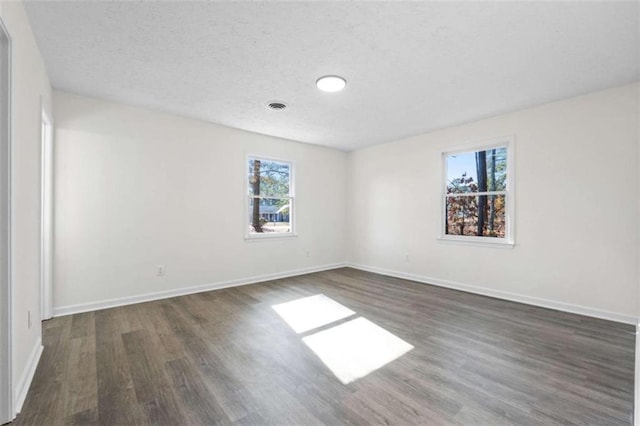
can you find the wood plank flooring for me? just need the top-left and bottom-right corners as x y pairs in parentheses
(13, 268), (635, 425)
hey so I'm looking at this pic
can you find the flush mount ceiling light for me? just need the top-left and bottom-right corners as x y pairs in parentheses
(316, 75), (346, 92)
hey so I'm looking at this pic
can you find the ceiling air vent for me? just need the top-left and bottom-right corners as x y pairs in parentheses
(267, 102), (287, 110)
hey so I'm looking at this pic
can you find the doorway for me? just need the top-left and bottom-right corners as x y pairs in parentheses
(0, 16), (12, 424)
(40, 109), (52, 321)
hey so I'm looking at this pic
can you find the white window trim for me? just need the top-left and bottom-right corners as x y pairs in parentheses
(244, 154), (297, 240)
(438, 136), (515, 247)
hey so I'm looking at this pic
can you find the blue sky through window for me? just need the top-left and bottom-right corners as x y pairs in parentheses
(447, 151), (478, 184)
(446, 147), (507, 189)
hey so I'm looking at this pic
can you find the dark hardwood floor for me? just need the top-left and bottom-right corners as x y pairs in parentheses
(14, 268), (635, 425)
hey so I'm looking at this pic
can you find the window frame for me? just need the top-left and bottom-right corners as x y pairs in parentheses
(439, 137), (515, 247)
(244, 154), (297, 240)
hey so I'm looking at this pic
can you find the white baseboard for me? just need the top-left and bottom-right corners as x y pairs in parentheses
(53, 262), (347, 317)
(53, 260), (635, 326)
(13, 337), (43, 415)
(348, 263), (637, 325)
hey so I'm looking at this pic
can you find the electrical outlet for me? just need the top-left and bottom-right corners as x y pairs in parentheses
(28, 310), (31, 328)
(157, 265), (165, 276)
(405, 253), (410, 262)
(306, 250), (310, 258)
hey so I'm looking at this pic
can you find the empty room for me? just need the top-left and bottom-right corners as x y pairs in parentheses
(0, 0), (639, 425)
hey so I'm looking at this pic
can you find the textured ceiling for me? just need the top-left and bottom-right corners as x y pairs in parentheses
(25, 1), (640, 151)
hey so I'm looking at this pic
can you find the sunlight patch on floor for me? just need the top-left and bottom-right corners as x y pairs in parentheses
(271, 294), (355, 334)
(302, 317), (414, 385)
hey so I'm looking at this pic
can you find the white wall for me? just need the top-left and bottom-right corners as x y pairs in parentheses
(0, 0), (52, 415)
(53, 91), (347, 313)
(635, 82), (640, 424)
(348, 83), (639, 322)
(54, 84), (639, 323)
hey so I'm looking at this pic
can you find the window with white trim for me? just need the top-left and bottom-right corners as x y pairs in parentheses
(442, 139), (513, 244)
(247, 156), (294, 238)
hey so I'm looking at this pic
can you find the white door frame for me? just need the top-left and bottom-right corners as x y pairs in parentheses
(40, 107), (53, 321)
(0, 16), (12, 425)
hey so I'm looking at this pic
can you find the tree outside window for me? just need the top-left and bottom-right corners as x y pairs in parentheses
(443, 142), (512, 243)
(247, 157), (294, 236)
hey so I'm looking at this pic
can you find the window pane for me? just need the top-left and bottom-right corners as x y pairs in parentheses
(248, 158), (290, 197)
(248, 197), (292, 234)
(447, 147), (507, 194)
(445, 195), (506, 237)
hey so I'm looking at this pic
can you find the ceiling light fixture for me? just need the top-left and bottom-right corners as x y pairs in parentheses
(316, 75), (346, 92)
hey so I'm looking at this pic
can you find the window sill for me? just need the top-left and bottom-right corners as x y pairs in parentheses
(245, 233), (299, 242)
(437, 236), (515, 249)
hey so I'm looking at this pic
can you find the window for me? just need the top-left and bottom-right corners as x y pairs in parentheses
(442, 139), (513, 245)
(246, 156), (294, 238)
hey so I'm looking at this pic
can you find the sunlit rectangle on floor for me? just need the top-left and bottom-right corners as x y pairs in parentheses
(302, 317), (414, 384)
(272, 294), (355, 334)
